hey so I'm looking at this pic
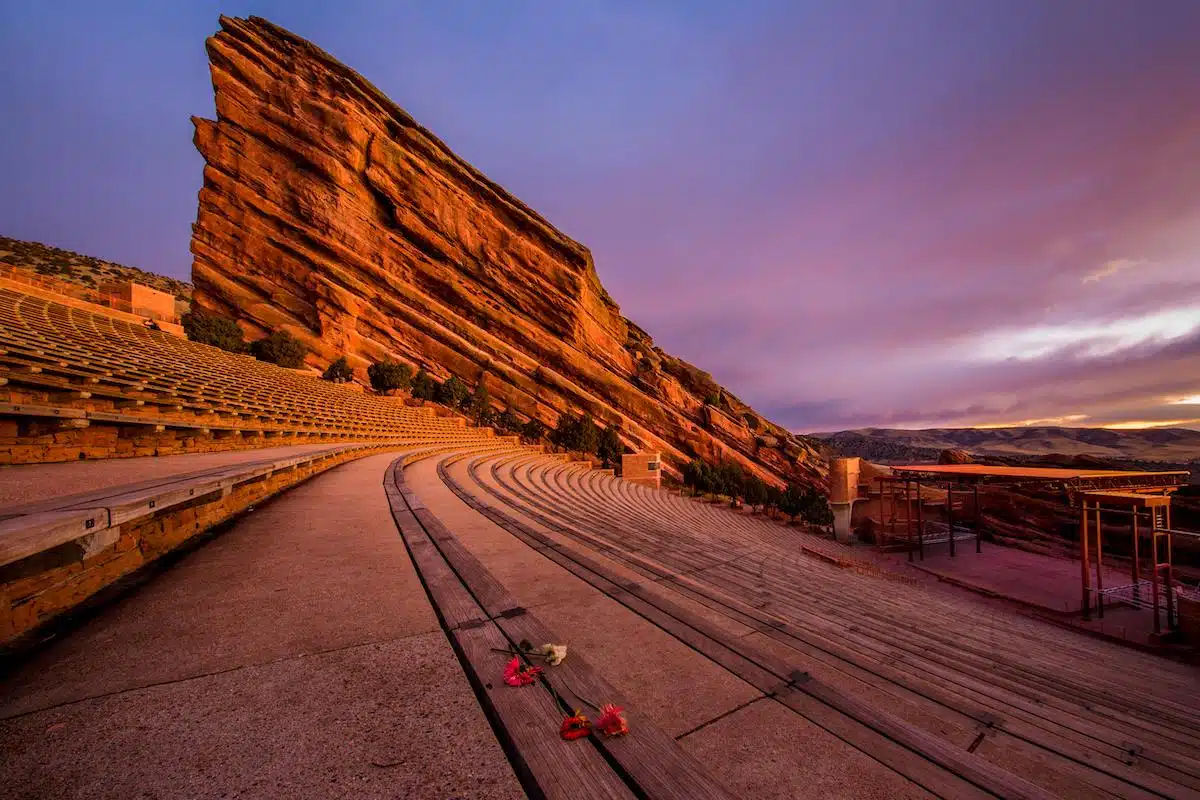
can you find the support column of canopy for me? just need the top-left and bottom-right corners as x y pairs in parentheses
(1080, 490), (1174, 630)
(974, 483), (981, 554)
(915, 479), (924, 561)
(1080, 496), (1091, 620)
(948, 482), (956, 558)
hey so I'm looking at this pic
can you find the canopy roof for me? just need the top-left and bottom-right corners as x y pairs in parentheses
(886, 464), (1189, 486)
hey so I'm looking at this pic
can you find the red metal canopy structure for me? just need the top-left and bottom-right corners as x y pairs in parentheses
(876, 464), (1191, 625)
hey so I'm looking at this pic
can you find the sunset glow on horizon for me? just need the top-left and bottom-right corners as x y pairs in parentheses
(1100, 419), (1200, 431)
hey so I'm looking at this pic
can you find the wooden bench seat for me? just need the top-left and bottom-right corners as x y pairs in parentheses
(385, 452), (734, 800)
(434, 449), (1200, 799)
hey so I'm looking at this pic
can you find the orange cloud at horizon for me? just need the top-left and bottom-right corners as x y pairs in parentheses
(1101, 418), (1200, 430)
(972, 414), (1090, 429)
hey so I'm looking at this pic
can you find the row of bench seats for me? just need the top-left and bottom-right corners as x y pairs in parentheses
(434, 448), (1200, 799)
(0, 288), (486, 446)
(389, 448), (734, 800)
(0, 284), (523, 646)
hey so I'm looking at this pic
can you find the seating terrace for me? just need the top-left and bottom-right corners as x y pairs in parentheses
(2, 287), (1199, 798)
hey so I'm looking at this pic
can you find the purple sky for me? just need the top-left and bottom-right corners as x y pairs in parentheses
(2, 1), (1198, 432)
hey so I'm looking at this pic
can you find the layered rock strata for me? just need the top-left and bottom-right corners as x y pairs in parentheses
(191, 15), (824, 486)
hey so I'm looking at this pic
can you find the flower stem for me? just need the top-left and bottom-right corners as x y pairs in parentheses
(490, 647), (552, 660)
(558, 677), (601, 712)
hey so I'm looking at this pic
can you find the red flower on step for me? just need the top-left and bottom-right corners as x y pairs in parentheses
(503, 656), (542, 687)
(560, 710), (592, 740)
(595, 703), (629, 737)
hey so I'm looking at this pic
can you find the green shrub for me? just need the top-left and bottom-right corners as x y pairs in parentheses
(765, 484), (783, 512)
(597, 422), (624, 468)
(322, 356), (354, 382)
(437, 375), (469, 408)
(681, 456), (825, 519)
(778, 482), (833, 525)
(682, 459), (715, 497)
(182, 311), (247, 353)
(495, 407), (522, 434)
(743, 476), (768, 512)
(551, 412), (600, 454)
(804, 493), (834, 526)
(410, 368), (437, 400)
(250, 330), (307, 368)
(368, 359), (413, 392)
(578, 414), (600, 453)
(520, 418), (546, 443)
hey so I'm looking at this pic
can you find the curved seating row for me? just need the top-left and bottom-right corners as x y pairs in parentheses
(428, 447), (1200, 799)
(388, 448), (734, 800)
(6, 441), (739, 798)
(0, 288), (489, 452)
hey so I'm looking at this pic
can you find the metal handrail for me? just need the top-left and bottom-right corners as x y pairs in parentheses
(1159, 527), (1200, 540)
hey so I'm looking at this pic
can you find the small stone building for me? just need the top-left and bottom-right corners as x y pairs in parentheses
(100, 280), (176, 322)
(622, 452), (662, 489)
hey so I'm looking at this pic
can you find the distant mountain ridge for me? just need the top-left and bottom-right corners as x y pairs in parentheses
(813, 426), (1200, 465)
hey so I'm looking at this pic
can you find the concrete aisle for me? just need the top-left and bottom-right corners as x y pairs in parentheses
(0, 451), (523, 800)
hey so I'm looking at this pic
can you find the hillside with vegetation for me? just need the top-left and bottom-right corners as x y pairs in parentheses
(0, 235), (192, 313)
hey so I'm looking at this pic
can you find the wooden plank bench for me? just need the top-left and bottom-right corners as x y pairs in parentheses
(0, 443), (409, 573)
(448, 451), (1080, 800)
(385, 452), (735, 800)
(488, 453), (1200, 796)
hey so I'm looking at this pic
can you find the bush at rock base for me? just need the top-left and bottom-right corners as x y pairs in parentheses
(410, 368), (437, 400)
(250, 330), (307, 368)
(368, 359), (413, 392)
(437, 375), (469, 408)
(321, 356), (354, 382)
(182, 311), (246, 353)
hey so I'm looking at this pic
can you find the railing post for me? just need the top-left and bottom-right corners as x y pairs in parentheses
(1080, 497), (1091, 621)
(948, 482), (955, 558)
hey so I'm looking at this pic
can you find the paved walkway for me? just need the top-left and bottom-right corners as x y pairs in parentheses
(0, 444), (349, 511)
(0, 452), (522, 799)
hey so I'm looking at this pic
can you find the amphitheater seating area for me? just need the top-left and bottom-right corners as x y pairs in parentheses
(0, 287), (490, 456)
(423, 449), (1200, 798)
(3, 285), (1200, 798)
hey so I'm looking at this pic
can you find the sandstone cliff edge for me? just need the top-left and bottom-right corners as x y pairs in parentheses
(191, 15), (824, 486)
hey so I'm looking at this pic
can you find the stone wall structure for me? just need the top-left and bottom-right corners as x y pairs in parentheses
(189, 15), (825, 490)
(621, 452), (662, 489)
(98, 280), (177, 323)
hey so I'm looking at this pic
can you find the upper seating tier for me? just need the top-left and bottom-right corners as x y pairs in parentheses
(0, 288), (508, 462)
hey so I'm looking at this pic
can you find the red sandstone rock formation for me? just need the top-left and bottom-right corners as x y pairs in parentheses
(190, 15), (823, 487)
